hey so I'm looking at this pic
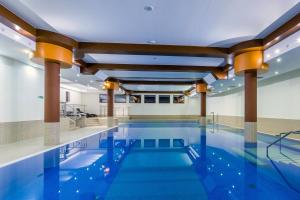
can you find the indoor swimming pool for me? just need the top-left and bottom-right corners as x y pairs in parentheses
(1, 121), (300, 200)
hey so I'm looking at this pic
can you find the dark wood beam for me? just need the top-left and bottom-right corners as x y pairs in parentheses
(78, 43), (229, 58)
(0, 5), (36, 40)
(86, 63), (224, 73)
(263, 13), (300, 48)
(129, 90), (184, 94)
(120, 80), (196, 85)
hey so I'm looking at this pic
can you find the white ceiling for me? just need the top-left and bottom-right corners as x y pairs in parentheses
(0, 0), (299, 47)
(85, 54), (224, 66)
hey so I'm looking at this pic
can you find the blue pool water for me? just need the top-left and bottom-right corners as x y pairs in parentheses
(1, 121), (300, 200)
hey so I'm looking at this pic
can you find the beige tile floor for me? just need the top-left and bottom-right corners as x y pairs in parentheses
(0, 126), (115, 168)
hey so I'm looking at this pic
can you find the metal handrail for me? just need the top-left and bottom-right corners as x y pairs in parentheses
(266, 130), (300, 158)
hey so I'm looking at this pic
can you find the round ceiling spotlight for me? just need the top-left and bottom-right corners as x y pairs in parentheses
(144, 5), (154, 12)
(148, 40), (156, 44)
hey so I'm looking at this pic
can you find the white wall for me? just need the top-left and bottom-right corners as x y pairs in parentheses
(60, 87), (82, 105)
(81, 92), (201, 116)
(207, 75), (300, 120)
(0, 55), (84, 123)
(0, 56), (44, 122)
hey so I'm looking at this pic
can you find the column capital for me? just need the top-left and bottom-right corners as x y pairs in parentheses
(233, 45), (269, 75)
(32, 30), (77, 68)
(196, 82), (207, 93)
(103, 81), (119, 90)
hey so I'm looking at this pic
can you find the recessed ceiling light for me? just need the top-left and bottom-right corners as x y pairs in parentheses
(297, 38), (300, 43)
(76, 73), (80, 77)
(15, 25), (21, 31)
(220, 83), (223, 87)
(238, 83), (242, 87)
(232, 78), (235, 81)
(266, 54), (271, 58)
(276, 58), (282, 63)
(274, 49), (280, 54)
(148, 40), (156, 44)
(144, 5), (154, 11)
(274, 71), (279, 75)
(218, 91), (222, 93)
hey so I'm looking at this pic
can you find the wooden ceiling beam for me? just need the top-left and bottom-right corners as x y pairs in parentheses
(78, 42), (229, 58)
(128, 90), (185, 94)
(120, 80), (196, 85)
(86, 63), (225, 73)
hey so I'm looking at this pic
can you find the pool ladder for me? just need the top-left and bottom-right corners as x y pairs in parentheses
(266, 130), (300, 158)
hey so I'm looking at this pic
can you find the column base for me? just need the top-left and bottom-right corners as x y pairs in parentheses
(199, 117), (207, 127)
(107, 117), (118, 127)
(44, 122), (60, 146)
(244, 122), (257, 147)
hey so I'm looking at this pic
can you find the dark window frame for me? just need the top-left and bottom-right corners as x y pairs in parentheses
(144, 95), (156, 104)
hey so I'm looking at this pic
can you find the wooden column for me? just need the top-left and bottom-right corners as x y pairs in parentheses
(245, 71), (257, 122)
(44, 61), (60, 123)
(233, 47), (268, 145)
(107, 89), (114, 117)
(201, 92), (206, 117)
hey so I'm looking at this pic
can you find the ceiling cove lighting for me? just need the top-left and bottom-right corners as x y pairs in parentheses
(276, 58), (282, 63)
(274, 49), (280, 54)
(15, 25), (21, 31)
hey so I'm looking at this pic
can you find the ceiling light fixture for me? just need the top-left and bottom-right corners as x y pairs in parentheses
(238, 83), (242, 87)
(232, 78), (235, 81)
(274, 71), (279, 75)
(15, 25), (21, 31)
(76, 73), (80, 77)
(148, 40), (156, 44)
(276, 58), (282, 63)
(144, 5), (154, 12)
(220, 83), (223, 87)
(274, 49), (280, 54)
(266, 54), (271, 58)
(297, 37), (300, 43)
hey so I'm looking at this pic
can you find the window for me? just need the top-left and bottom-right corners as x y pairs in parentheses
(159, 139), (170, 148)
(173, 95), (185, 104)
(144, 95), (156, 103)
(159, 95), (170, 103)
(66, 91), (70, 102)
(115, 94), (126, 103)
(99, 94), (107, 103)
(144, 139), (156, 148)
(129, 95), (141, 103)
